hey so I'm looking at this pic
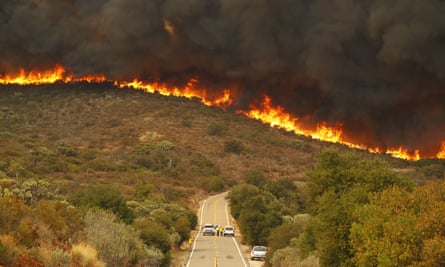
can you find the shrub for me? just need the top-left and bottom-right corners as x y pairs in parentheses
(86, 157), (116, 171)
(172, 214), (194, 244)
(290, 139), (306, 151)
(36, 200), (83, 243)
(72, 184), (135, 224)
(71, 243), (105, 267)
(16, 217), (39, 248)
(271, 245), (319, 267)
(129, 141), (177, 170)
(134, 218), (172, 254)
(267, 223), (305, 263)
(84, 209), (160, 267)
(1, 179), (60, 205)
(243, 170), (268, 188)
(56, 140), (78, 157)
(210, 176), (225, 192)
(0, 197), (31, 233)
(223, 140), (245, 154)
(0, 235), (19, 266)
(39, 247), (72, 267)
(207, 121), (227, 136)
(189, 153), (219, 176)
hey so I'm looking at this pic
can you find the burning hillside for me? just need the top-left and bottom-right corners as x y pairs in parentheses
(1, 1), (445, 160)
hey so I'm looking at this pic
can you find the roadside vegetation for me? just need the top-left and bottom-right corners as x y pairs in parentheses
(0, 83), (444, 266)
(229, 149), (445, 266)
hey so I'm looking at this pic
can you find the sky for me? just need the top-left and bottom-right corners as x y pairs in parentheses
(1, 0), (445, 156)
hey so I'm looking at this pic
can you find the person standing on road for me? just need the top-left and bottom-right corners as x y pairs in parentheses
(188, 237), (194, 250)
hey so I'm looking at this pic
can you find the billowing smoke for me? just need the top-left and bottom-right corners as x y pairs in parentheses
(1, 0), (445, 156)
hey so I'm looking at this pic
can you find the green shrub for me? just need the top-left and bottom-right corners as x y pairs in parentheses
(210, 176), (225, 192)
(133, 218), (171, 266)
(172, 210), (198, 244)
(56, 140), (78, 157)
(36, 200), (83, 243)
(207, 121), (227, 136)
(223, 140), (245, 154)
(189, 153), (219, 176)
(0, 236), (19, 266)
(129, 141), (177, 170)
(42, 247), (72, 267)
(0, 197), (32, 233)
(243, 170), (268, 188)
(84, 209), (162, 267)
(16, 217), (39, 247)
(135, 182), (153, 201)
(290, 139), (306, 150)
(86, 157), (116, 171)
(267, 223), (305, 263)
(72, 184), (135, 224)
(1, 179), (62, 205)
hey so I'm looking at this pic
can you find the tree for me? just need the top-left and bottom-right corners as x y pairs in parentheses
(350, 186), (421, 267)
(228, 184), (261, 219)
(351, 181), (445, 267)
(301, 149), (412, 266)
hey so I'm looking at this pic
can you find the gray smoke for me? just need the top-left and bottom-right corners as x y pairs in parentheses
(1, 0), (445, 156)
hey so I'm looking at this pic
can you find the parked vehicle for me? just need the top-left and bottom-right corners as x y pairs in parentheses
(250, 245), (267, 260)
(202, 223), (215, 236)
(223, 226), (235, 237)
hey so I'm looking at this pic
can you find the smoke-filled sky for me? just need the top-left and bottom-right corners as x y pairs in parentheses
(1, 0), (445, 156)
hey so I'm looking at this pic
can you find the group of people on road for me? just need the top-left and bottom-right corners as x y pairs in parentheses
(215, 225), (224, 237)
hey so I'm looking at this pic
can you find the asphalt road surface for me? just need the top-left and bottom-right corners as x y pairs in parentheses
(185, 192), (264, 267)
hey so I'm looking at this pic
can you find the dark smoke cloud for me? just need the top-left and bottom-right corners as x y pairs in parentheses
(1, 0), (445, 156)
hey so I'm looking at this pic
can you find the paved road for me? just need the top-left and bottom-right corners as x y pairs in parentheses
(186, 192), (251, 267)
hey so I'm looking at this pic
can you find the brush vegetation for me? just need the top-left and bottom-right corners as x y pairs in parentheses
(0, 83), (444, 266)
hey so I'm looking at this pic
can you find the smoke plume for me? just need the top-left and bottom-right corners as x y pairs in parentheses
(1, 0), (445, 156)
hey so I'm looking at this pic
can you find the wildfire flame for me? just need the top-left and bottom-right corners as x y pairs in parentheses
(117, 79), (233, 109)
(437, 142), (445, 159)
(0, 65), (106, 85)
(0, 65), (66, 85)
(0, 65), (442, 161)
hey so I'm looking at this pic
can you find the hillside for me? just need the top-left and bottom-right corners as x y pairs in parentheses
(0, 83), (419, 186)
(0, 83), (442, 266)
(0, 83), (326, 197)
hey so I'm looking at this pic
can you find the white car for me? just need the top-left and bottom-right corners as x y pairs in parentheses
(250, 245), (267, 261)
(202, 224), (215, 236)
(223, 226), (235, 237)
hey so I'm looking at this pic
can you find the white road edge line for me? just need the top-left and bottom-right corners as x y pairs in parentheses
(186, 193), (220, 267)
(225, 201), (249, 267)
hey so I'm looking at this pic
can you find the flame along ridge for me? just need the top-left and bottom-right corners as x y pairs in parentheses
(0, 65), (441, 161)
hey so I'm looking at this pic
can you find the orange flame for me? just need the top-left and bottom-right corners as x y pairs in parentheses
(117, 79), (233, 109)
(437, 142), (445, 159)
(0, 65), (442, 161)
(238, 95), (348, 143)
(238, 95), (423, 161)
(0, 65), (107, 84)
(0, 65), (66, 85)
